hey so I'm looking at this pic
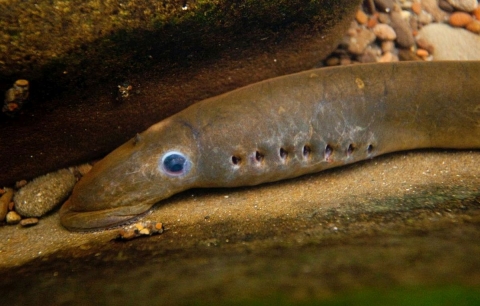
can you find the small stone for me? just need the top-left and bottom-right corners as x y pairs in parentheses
(421, 0), (448, 21)
(14, 169), (76, 217)
(0, 187), (13, 221)
(381, 40), (395, 53)
(416, 37), (435, 54)
(473, 7), (480, 20)
(466, 20), (480, 34)
(417, 11), (433, 24)
(390, 9), (415, 48)
(20, 217), (39, 227)
(438, 0), (455, 12)
(379, 51), (397, 62)
(449, 12), (473, 27)
(357, 45), (381, 63)
(347, 28), (376, 55)
(446, 0), (478, 12)
(377, 13), (390, 24)
(411, 2), (422, 14)
(155, 222), (163, 230)
(355, 10), (368, 25)
(373, 24), (397, 40)
(139, 228), (150, 235)
(374, 0), (395, 12)
(15, 180), (27, 189)
(416, 48), (429, 58)
(75, 163), (93, 177)
(6, 211), (21, 224)
(325, 57), (340, 66)
(367, 15), (379, 28)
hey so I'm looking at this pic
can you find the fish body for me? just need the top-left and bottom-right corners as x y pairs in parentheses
(60, 61), (480, 231)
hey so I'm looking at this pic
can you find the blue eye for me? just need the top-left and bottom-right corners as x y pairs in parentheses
(160, 151), (191, 176)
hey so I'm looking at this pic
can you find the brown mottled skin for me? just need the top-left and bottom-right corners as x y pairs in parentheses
(60, 61), (480, 231)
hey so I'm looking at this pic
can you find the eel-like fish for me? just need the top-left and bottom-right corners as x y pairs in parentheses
(60, 61), (480, 231)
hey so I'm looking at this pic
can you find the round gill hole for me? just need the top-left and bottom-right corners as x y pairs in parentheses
(255, 151), (264, 162)
(231, 156), (241, 165)
(367, 144), (373, 154)
(325, 144), (333, 159)
(347, 144), (355, 156)
(303, 145), (311, 158)
(279, 148), (288, 159)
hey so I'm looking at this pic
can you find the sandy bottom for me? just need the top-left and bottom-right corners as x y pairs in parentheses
(1, 150), (479, 304)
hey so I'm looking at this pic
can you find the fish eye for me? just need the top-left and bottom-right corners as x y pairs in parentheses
(160, 151), (191, 177)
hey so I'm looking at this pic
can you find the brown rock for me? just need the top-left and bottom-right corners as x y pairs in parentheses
(374, 0), (395, 12)
(449, 12), (474, 27)
(20, 218), (39, 227)
(390, 9), (415, 48)
(439, 0), (455, 12)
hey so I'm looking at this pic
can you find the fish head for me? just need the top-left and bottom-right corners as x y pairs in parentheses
(60, 118), (200, 231)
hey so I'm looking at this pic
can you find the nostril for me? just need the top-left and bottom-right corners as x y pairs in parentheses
(303, 145), (311, 158)
(231, 156), (241, 165)
(255, 151), (264, 162)
(279, 148), (288, 159)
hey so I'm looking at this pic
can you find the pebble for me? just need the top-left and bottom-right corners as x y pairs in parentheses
(390, 9), (415, 48)
(355, 10), (368, 25)
(466, 19), (480, 34)
(421, 0), (448, 21)
(20, 217), (39, 227)
(347, 28), (376, 55)
(14, 169), (76, 217)
(6, 211), (21, 224)
(449, 11), (473, 27)
(412, 2), (422, 15)
(416, 23), (480, 60)
(374, 0), (396, 12)
(439, 0), (455, 12)
(373, 24), (397, 40)
(0, 188), (13, 221)
(474, 7), (480, 20)
(446, 0), (478, 12)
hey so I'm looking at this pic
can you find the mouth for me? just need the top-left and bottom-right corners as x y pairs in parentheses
(59, 199), (154, 231)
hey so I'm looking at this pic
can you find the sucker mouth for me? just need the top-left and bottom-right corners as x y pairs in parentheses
(59, 199), (154, 232)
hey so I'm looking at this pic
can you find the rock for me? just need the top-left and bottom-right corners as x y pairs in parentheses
(355, 9), (368, 25)
(347, 28), (376, 55)
(20, 218), (39, 227)
(466, 20), (480, 34)
(439, 0), (455, 12)
(411, 2), (422, 14)
(390, 9), (415, 48)
(14, 169), (76, 217)
(421, 0), (448, 21)
(374, 0), (395, 12)
(474, 7), (480, 20)
(449, 12), (473, 27)
(0, 188), (13, 221)
(6, 211), (21, 224)
(373, 24), (397, 40)
(447, 0), (478, 12)
(416, 23), (480, 60)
